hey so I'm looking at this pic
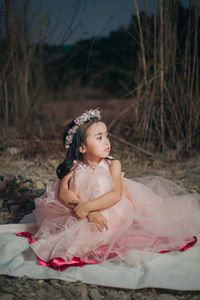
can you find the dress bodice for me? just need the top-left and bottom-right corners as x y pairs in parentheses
(69, 159), (113, 202)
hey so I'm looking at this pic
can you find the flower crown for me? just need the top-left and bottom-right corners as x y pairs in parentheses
(65, 108), (102, 149)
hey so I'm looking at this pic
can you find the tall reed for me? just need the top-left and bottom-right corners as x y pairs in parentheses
(120, 0), (200, 156)
(0, 0), (81, 129)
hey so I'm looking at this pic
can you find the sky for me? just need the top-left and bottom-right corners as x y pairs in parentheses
(28, 0), (200, 45)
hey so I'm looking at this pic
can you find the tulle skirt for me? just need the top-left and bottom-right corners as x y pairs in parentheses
(29, 176), (200, 266)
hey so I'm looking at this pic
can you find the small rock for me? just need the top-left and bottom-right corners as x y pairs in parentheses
(19, 275), (28, 283)
(90, 288), (104, 300)
(35, 181), (45, 189)
(156, 294), (178, 300)
(50, 279), (61, 288)
(38, 280), (44, 284)
(35, 189), (45, 196)
(0, 293), (13, 300)
(7, 147), (20, 156)
(21, 181), (31, 188)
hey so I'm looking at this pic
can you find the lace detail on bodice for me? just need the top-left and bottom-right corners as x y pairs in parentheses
(73, 158), (110, 173)
(69, 159), (113, 202)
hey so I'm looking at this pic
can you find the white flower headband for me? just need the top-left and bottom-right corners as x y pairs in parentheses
(65, 108), (102, 149)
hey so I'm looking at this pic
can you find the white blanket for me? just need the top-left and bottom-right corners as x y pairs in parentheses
(0, 223), (200, 290)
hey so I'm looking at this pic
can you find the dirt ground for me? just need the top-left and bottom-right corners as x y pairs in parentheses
(0, 100), (200, 299)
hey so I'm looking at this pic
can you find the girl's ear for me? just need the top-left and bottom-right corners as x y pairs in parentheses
(79, 144), (86, 153)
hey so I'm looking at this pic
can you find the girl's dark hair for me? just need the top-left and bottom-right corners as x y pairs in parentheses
(57, 119), (101, 179)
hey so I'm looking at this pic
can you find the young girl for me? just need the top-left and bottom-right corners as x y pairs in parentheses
(30, 109), (200, 267)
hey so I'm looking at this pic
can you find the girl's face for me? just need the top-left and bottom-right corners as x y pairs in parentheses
(79, 121), (110, 163)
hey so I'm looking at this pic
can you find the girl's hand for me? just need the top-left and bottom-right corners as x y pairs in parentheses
(66, 199), (82, 210)
(74, 202), (89, 219)
(87, 212), (108, 231)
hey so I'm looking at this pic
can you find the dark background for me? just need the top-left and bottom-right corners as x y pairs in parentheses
(0, 0), (200, 157)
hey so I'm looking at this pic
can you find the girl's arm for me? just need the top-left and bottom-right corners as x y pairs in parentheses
(58, 171), (81, 210)
(74, 160), (122, 219)
(58, 171), (109, 230)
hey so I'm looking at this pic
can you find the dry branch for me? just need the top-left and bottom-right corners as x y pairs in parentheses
(109, 133), (154, 157)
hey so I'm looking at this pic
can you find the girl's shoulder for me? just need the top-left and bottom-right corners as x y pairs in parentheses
(106, 157), (121, 167)
(107, 158), (124, 177)
(108, 158), (121, 165)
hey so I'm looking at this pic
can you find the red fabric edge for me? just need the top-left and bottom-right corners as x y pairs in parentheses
(16, 232), (197, 271)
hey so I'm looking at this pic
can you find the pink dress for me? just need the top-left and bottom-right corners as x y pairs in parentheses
(31, 159), (200, 264)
